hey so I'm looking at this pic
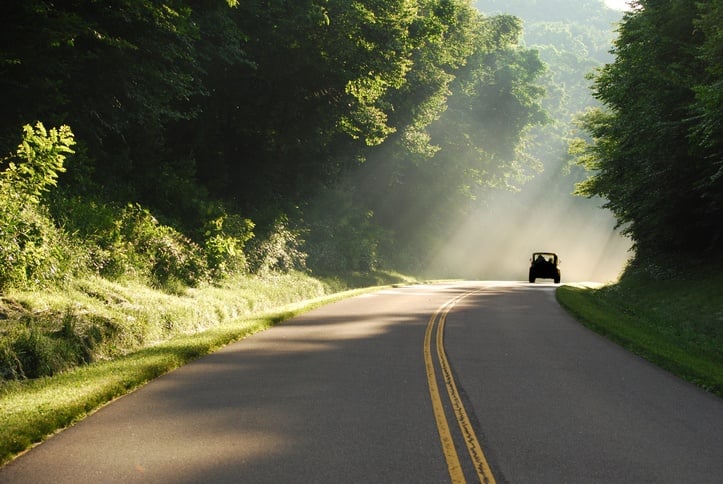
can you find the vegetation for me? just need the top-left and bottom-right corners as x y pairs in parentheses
(557, 258), (723, 397)
(1, 0), (721, 465)
(455, 0), (631, 282)
(477, 1), (722, 396)
(0, 0), (548, 275)
(558, 0), (723, 398)
(474, 0), (620, 181)
(0, 1), (547, 384)
(572, 0), (723, 259)
(0, 118), (413, 459)
(0, 278), (406, 465)
(1, 270), (405, 380)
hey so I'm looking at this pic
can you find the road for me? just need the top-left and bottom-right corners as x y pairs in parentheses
(1, 282), (721, 483)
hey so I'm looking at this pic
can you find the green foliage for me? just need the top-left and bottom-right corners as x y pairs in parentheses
(0, 124), (84, 290)
(0, 1), (552, 281)
(474, 0), (622, 190)
(573, 0), (723, 257)
(690, 0), (723, 225)
(0, 123), (75, 204)
(434, 14), (548, 186)
(247, 217), (308, 275)
(303, 187), (386, 273)
(203, 210), (255, 279)
(48, 196), (211, 290)
(0, 196), (76, 290)
(356, 5), (548, 265)
(0, 1), (205, 205)
(110, 204), (210, 289)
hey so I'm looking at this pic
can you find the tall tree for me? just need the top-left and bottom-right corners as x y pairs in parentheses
(354, 5), (547, 266)
(0, 1), (205, 200)
(690, 0), (723, 240)
(575, 0), (722, 256)
(0, 0), (550, 273)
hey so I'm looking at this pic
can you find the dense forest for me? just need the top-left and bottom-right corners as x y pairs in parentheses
(1, 0), (719, 292)
(0, 0), (547, 290)
(574, 0), (723, 263)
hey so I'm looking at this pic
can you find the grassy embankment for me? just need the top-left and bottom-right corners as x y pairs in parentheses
(557, 260), (723, 397)
(0, 270), (416, 466)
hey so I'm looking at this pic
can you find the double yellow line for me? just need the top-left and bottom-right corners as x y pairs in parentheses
(424, 291), (496, 484)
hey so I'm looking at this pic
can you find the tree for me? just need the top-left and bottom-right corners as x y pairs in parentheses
(690, 0), (723, 243)
(0, 0), (211, 212)
(354, 5), (547, 267)
(574, 0), (722, 257)
(0, 0), (551, 275)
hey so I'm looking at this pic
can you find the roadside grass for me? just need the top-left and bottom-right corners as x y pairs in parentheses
(556, 265), (723, 397)
(0, 269), (417, 465)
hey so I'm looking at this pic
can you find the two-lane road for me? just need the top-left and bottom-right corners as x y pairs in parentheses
(1, 282), (721, 482)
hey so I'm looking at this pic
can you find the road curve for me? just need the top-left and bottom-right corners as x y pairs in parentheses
(1, 282), (721, 483)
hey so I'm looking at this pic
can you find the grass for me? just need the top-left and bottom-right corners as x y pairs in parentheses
(0, 269), (417, 465)
(557, 261), (723, 397)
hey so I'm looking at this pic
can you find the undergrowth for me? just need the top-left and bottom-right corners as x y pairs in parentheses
(0, 271), (417, 382)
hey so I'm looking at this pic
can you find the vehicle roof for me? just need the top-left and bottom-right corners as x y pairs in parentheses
(532, 252), (557, 256)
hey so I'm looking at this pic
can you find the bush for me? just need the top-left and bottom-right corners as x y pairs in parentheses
(47, 197), (211, 289)
(1, 123), (74, 204)
(51, 187), (260, 287)
(203, 210), (255, 279)
(0, 123), (84, 290)
(248, 216), (308, 274)
(112, 204), (209, 288)
(302, 188), (385, 273)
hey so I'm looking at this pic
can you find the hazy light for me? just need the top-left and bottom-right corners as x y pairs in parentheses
(604, 0), (632, 11)
(423, 185), (632, 284)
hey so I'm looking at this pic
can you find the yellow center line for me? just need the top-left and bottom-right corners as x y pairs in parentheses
(425, 300), (465, 483)
(425, 290), (497, 484)
(437, 293), (496, 484)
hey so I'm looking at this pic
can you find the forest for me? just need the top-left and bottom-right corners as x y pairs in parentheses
(0, 0), (548, 292)
(1, 0), (721, 293)
(574, 0), (723, 262)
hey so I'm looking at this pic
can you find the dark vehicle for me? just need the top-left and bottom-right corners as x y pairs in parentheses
(529, 252), (561, 283)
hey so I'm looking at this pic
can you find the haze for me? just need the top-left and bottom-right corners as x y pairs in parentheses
(430, 0), (634, 284)
(605, 0), (632, 10)
(424, 187), (632, 283)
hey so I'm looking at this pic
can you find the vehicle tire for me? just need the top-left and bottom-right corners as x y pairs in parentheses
(529, 269), (535, 283)
(554, 275), (560, 284)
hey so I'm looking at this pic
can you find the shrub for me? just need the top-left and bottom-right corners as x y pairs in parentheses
(113, 204), (209, 288)
(302, 188), (385, 273)
(0, 123), (83, 290)
(49, 195), (126, 278)
(49, 197), (211, 288)
(150, 224), (209, 289)
(248, 216), (308, 274)
(203, 212), (255, 279)
(1, 123), (74, 204)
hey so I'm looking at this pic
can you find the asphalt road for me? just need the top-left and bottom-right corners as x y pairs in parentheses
(1, 282), (721, 483)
